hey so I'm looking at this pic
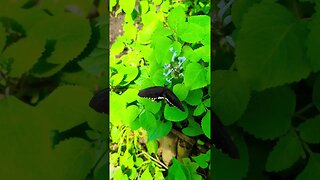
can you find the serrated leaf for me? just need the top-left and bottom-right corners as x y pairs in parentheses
(238, 86), (295, 140)
(2, 37), (45, 77)
(236, 2), (310, 91)
(213, 70), (250, 125)
(298, 115), (320, 144)
(266, 131), (304, 172)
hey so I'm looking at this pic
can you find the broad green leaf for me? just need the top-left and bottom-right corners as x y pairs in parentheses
(146, 140), (158, 154)
(167, 6), (186, 35)
(173, 83), (189, 101)
(231, 0), (261, 28)
(193, 103), (205, 116)
(154, 37), (173, 65)
(164, 104), (188, 122)
(236, 2), (310, 91)
(182, 158), (202, 180)
(167, 158), (187, 180)
(298, 115), (320, 144)
(266, 131), (304, 172)
(110, 73), (124, 86)
(238, 86), (295, 140)
(201, 110), (210, 139)
(2, 37), (45, 77)
(296, 153), (320, 180)
(29, 13), (91, 65)
(40, 0), (93, 15)
(123, 105), (140, 126)
(182, 118), (203, 136)
(138, 97), (162, 114)
(78, 47), (107, 76)
(185, 89), (203, 106)
(119, 0), (136, 14)
(139, 0), (149, 14)
(213, 70), (250, 125)
(179, 22), (204, 43)
(147, 121), (172, 141)
(38, 85), (99, 131)
(184, 63), (208, 90)
(140, 168), (153, 180)
(139, 111), (157, 131)
(307, 10), (320, 72)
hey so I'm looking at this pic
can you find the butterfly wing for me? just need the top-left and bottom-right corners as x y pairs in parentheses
(163, 87), (185, 112)
(89, 89), (108, 113)
(138, 86), (166, 102)
(212, 111), (240, 159)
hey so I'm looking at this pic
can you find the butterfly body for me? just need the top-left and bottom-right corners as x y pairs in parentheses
(138, 86), (185, 112)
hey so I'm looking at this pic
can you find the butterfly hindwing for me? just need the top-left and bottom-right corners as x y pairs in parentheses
(89, 89), (108, 113)
(212, 111), (240, 159)
(138, 86), (185, 112)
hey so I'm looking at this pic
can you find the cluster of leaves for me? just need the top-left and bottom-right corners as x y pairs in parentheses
(213, 0), (320, 179)
(0, 0), (108, 179)
(109, 0), (211, 179)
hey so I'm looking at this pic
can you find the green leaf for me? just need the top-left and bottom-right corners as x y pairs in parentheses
(231, 0), (261, 28)
(29, 13), (91, 65)
(184, 63), (208, 90)
(296, 153), (320, 180)
(192, 150), (210, 169)
(238, 86), (295, 140)
(212, 70), (250, 125)
(140, 168), (153, 180)
(119, 0), (136, 14)
(235, 2), (310, 91)
(139, 0), (149, 14)
(123, 105), (140, 126)
(2, 37), (45, 77)
(201, 110), (210, 139)
(173, 83), (189, 101)
(138, 97), (162, 114)
(185, 89), (203, 106)
(193, 103), (205, 116)
(298, 115), (320, 144)
(266, 131), (304, 172)
(147, 121), (172, 142)
(307, 10), (320, 72)
(146, 140), (158, 154)
(154, 37), (173, 65)
(167, 158), (187, 180)
(110, 73), (124, 86)
(38, 85), (99, 131)
(179, 22), (203, 43)
(167, 6), (186, 35)
(164, 104), (188, 122)
(139, 111), (157, 131)
(182, 118), (203, 136)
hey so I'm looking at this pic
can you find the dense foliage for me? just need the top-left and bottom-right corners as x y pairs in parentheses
(213, 0), (320, 179)
(0, 1), (107, 179)
(109, 0), (211, 179)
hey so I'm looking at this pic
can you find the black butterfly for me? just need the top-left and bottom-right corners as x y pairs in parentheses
(89, 88), (108, 113)
(138, 86), (185, 112)
(212, 111), (240, 159)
